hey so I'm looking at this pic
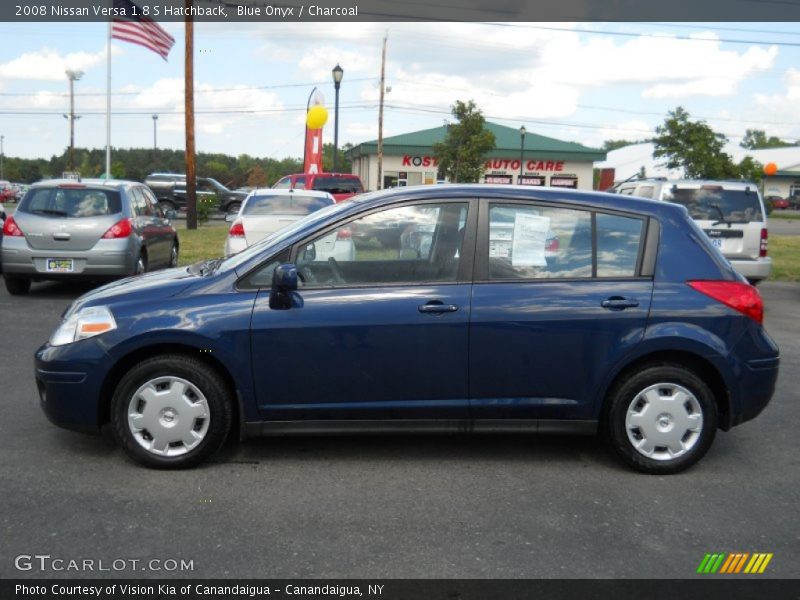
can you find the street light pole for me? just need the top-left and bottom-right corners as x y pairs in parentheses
(0, 135), (4, 181)
(332, 64), (343, 173)
(65, 69), (83, 172)
(519, 125), (526, 182)
(152, 114), (159, 150)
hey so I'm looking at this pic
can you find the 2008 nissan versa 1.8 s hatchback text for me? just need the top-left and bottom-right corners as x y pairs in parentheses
(34, 185), (780, 473)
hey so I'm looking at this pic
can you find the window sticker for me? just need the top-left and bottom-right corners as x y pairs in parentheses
(511, 212), (550, 267)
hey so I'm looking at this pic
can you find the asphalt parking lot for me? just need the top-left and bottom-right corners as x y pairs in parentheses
(0, 280), (798, 579)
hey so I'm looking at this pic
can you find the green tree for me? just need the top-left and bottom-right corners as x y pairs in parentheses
(432, 100), (496, 183)
(653, 107), (740, 179)
(602, 139), (640, 152)
(740, 128), (794, 150)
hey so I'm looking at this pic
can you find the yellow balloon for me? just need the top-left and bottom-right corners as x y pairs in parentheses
(306, 105), (329, 129)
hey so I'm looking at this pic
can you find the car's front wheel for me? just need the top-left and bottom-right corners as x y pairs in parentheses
(110, 355), (233, 468)
(605, 363), (718, 474)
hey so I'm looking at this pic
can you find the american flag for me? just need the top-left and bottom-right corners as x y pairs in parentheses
(111, 0), (175, 61)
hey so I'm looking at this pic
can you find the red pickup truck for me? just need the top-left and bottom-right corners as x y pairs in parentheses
(273, 173), (364, 203)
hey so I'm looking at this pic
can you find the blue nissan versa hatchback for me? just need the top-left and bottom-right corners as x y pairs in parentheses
(34, 185), (779, 473)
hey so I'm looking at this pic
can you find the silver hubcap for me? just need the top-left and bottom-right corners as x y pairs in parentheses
(136, 257), (145, 274)
(171, 246), (178, 266)
(625, 383), (703, 461)
(127, 376), (210, 457)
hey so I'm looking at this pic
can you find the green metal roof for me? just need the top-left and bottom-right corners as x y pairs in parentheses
(346, 122), (606, 162)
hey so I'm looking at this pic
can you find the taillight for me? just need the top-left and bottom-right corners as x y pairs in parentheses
(229, 220), (245, 237)
(336, 228), (352, 240)
(545, 237), (559, 252)
(2, 215), (24, 237)
(760, 228), (768, 257)
(687, 280), (763, 324)
(102, 218), (133, 239)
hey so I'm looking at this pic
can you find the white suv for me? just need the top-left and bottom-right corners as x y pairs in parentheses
(613, 179), (771, 283)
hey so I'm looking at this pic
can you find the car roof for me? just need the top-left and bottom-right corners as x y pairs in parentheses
(29, 178), (140, 189)
(247, 188), (334, 199)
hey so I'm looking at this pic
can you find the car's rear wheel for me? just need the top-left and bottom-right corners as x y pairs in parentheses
(4, 276), (31, 295)
(159, 200), (177, 214)
(605, 363), (718, 474)
(110, 355), (233, 469)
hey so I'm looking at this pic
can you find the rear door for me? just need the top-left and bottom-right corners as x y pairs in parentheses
(661, 185), (764, 260)
(469, 200), (654, 421)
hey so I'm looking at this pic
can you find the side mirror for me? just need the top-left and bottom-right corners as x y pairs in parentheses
(270, 263), (298, 310)
(225, 212), (237, 223)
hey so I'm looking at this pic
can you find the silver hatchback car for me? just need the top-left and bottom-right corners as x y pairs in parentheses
(1, 179), (179, 295)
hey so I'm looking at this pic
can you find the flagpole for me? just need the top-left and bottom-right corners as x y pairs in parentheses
(105, 20), (112, 180)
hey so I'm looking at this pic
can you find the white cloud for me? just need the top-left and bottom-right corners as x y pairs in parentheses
(0, 46), (110, 81)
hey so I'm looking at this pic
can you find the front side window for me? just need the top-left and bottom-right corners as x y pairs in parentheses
(296, 202), (468, 287)
(488, 205), (592, 280)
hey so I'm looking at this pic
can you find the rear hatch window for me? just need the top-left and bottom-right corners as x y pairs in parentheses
(18, 187), (122, 218)
(663, 187), (763, 223)
(311, 177), (363, 195)
(243, 194), (332, 216)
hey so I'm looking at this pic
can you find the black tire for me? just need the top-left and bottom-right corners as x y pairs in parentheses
(604, 363), (718, 474)
(225, 201), (241, 215)
(110, 354), (233, 469)
(134, 251), (148, 276)
(5, 276), (31, 295)
(169, 242), (179, 268)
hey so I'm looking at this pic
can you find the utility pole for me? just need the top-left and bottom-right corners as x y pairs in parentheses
(184, 2), (197, 230)
(152, 114), (159, 151)
(65, 69), (83, 172)
(376, 32), (387, 190)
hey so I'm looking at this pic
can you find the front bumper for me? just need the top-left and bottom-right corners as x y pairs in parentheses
(34, 340), (111, 434)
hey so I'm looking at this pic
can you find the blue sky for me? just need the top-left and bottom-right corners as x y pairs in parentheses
(0, 21), (799, 160)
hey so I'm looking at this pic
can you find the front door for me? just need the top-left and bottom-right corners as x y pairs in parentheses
(249, 199), (475, 421)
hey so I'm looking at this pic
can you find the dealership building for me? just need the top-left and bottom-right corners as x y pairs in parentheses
(346, 122), (606, 191)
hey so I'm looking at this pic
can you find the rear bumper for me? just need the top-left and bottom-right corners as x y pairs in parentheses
(730, 356), (780, 427)
(729, 256), (772, 281)
(2, 237), (135, 278)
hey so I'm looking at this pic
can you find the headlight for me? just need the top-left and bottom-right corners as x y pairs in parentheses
(49, 306), (117, 346)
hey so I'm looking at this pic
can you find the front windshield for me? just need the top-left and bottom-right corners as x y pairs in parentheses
(218, 199), (349, 272)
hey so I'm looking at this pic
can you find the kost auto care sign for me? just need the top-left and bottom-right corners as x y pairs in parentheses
(401, 155), (565, 172)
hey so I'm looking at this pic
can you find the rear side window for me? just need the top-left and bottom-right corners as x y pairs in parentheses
(18, 187), (122, 218)
(663, 187), (764, 223)
(243, 194), (332, 216)
(312, 177), (363, 195)
(596, 214), (644, 277)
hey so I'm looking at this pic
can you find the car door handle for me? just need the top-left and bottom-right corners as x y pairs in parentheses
(418, 302), (459, 314)
(601, 297), (639, 310)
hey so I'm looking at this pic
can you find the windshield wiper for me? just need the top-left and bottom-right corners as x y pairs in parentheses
(30, 209), (68, 216)
(710, 203), (729, 227)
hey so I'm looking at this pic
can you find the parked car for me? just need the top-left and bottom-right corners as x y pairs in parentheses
(613, 179), (771, 284)
(0, 180), (16, 203)
(144, 173), (247, 214)
(2, 179), (179, 295)
(765, 195), (789, 210)
(34, 185), (778, 473)
(224, 189), (353, 260)
(273, 172), (364, 203)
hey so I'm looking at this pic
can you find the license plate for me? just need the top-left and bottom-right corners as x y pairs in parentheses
(710, 238), (723, 249)
(46, 259), (74, 273)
